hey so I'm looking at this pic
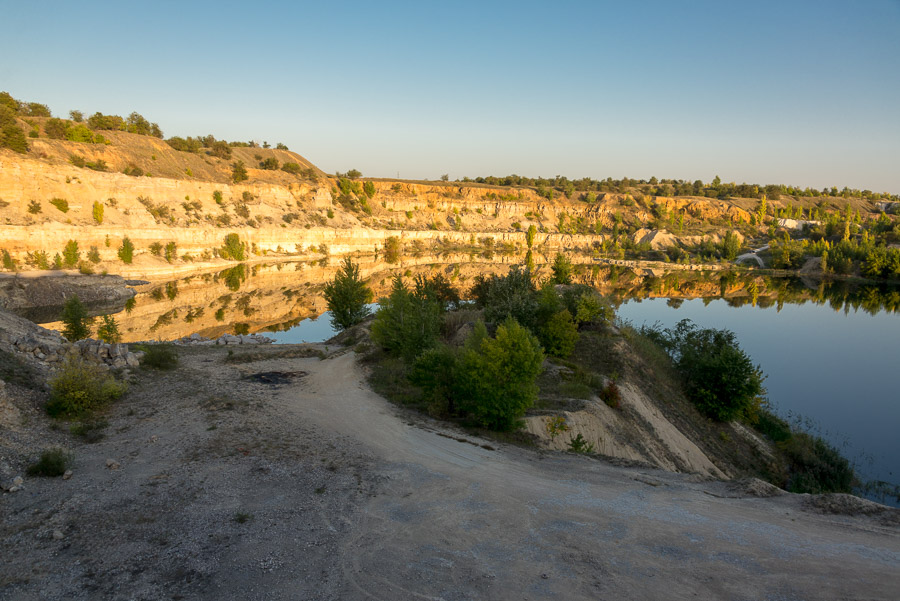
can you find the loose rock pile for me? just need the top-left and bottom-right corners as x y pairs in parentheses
(9, 334), (142, 370)
(168, 332), (276, 346)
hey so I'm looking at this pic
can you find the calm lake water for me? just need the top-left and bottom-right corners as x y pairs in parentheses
(616, 297), (900, 494)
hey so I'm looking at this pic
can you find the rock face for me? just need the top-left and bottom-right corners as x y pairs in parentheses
(0, 308), (141, 373)
(0, 273), (135, 322)
(0, 152), (755, 274)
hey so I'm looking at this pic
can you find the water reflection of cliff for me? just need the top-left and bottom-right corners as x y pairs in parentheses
(580, 264), (900, 316)
(60, 253), (556, 342)
(39, 257), (900, 342)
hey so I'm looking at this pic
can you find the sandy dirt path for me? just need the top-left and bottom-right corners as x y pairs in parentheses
(287, 352), (899, 601)
(2, 347), (898, 600)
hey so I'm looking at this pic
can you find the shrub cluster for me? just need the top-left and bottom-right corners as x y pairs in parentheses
(46, 357), (127, 417)
(641, 319), (765, 421)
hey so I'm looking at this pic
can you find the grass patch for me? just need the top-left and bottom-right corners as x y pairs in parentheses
(364, 350), (423, 408)
(26, 448), (72, 477)
(70, 419), (109, 443)
(133, 344), (179, 370)
(224, 346), (323, 364)
(0, 348), (41, 389)
(233, 512), (253, 524)
(754, 409), (855, 494)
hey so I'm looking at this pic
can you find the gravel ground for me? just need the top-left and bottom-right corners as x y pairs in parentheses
(1, 344), (898, 600)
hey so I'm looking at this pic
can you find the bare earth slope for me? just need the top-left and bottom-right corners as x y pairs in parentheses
(2, 346), (898, 600)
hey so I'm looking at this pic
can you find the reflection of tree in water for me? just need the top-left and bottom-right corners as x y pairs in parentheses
(218, 264), (248, 292)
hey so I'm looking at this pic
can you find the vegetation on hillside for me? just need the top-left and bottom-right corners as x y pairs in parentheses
(360, 259), (859, 495)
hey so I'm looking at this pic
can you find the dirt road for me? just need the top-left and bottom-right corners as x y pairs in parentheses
(2, 346), (897, 600)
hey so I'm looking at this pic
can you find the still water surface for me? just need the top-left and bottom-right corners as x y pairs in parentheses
(616, 297), (899, 491)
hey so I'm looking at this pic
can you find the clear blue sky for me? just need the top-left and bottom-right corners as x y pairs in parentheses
(2, 1), (898, 192)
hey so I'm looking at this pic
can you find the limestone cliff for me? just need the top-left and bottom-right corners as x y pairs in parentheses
(0, 136), (752, 277)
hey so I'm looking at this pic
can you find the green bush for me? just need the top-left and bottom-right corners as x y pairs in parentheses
(118, 236), (134, 264)
(50, 198), (69, 213)
(470, 266), (538, 330)
(258, 157), (279, 170)
(323, 257), (373, 331)
(148, 241), (163, 256)
(0, 105), (28, 153)
(134, 344), (178, 370)
(645, 319), (765, 421)
(371, 276), (442, 362)
(87, 246), (101, 263)
(26, 448), (72, 477)
(281, 162), (301, 174)
(164, 241), (177, 263)
(231, 160), (248, 183)
(45, 117), (68, 139)
(62, 240), (80, 267)
(26, 250), (50, 270)
(455, 319), (544, 430)
(221, 233), (245, 260)
(2, 249), (16, 271)
(46, 357), (126, 417)
(409, 344), (461, 416)
(540, 310), (578, 358)
(383, 236), (402, 263)
(27, 199), (41, 214)
(363, 181), (376, 198)
(61, 295), (93, 341)
(92, 201), (104, 224)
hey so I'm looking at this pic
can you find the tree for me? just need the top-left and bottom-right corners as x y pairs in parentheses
(96, 314), (121, 343)
(540, 310), (578, 358)
(721, 230), (740, 260)
(526, 224), (537, 248)
(92, 201), (104, 224)
(343, 169), (361, 179)
(221, 233), (245, 260)
(756, 197), (767, 224)
(456, 319), (544, 430)
(363, 181), (376, 198)
(60, 295), (93, 341)
(370, 276), (441, 361)
(231, 161), (248, 183)
(118, 236), (134, 264)
(69, 110), (83, 122)
(551, 253), (573, 284)
(62, 240), (80, 267)
(323, 257), (374, 332)
(258, 157), (279, 170)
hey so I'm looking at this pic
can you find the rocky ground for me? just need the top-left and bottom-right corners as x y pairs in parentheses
(1, 343), (898, 601)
